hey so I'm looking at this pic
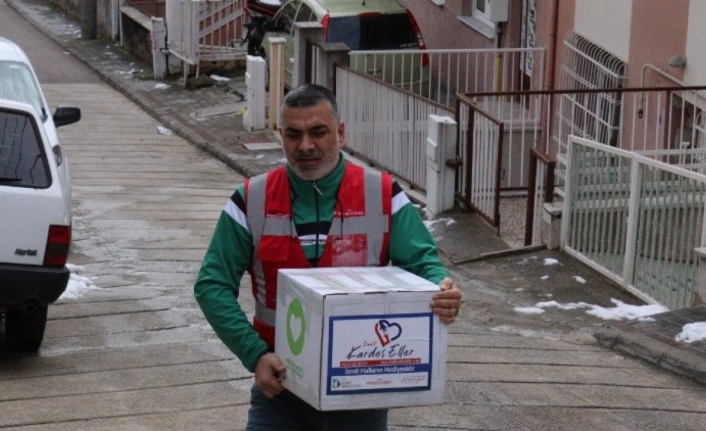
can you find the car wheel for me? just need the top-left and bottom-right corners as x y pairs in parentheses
(5, 304), (48, 352)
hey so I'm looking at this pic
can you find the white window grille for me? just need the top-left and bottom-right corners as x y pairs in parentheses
(554, 32), (627, 160)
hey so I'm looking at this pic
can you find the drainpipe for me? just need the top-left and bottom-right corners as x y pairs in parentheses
(546, 0), (560, 90)
(494, 22), (504, 94)
(544, 0), (560, 153)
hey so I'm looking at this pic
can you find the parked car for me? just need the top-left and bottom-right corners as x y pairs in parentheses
(0, 37), (80, 352)
(254, 0), (429, 90)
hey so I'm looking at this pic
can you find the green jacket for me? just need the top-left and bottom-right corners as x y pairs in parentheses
(194, 158), (447, 372)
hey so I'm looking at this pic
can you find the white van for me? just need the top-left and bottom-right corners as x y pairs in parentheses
(0, 37), (80, 352)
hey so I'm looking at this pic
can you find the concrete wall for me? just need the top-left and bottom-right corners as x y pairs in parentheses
(574, 0), (632, 62)
(120, 17), (153, 64)
(534, 0), (575, 91)
(50, 0), (113, 39)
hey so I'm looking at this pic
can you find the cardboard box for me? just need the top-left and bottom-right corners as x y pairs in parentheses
(275, 266), (448, 411)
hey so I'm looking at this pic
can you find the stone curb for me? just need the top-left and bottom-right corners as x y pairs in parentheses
(593, 327), (706, 386)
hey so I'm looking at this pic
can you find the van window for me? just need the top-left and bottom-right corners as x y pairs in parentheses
(0, 110), (50, 188)
(276, 1), (298, 34)
(296, 4), (314, 22)
(326, 13), (419, 50)
(0, 62), (45, 121)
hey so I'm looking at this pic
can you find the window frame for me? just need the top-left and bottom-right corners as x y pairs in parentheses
(0, 108), (52, 189)
(458, 0), (496, 39)
(470, 0), (496, 28)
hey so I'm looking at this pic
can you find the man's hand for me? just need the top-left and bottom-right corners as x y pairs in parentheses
(430, 278), (462, 324)
(254, 352), (287, 398)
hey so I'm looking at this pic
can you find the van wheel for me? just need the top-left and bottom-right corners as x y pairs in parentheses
(5, 304), (48, 352)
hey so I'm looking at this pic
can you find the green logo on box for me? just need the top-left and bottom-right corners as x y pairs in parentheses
(287, 298), (306, 356)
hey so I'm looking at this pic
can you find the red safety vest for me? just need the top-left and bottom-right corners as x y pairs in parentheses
(244, 162), (392, 349)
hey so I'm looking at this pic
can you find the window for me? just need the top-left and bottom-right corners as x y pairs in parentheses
(327, 13), (418, 50)
(472, 0), (493, 26)
(0, 62), (45, 121)
(275, 1), (298, 34)
(0, 110), (50, 188)
(295, 4), (315, 23)
(459, 0), (495, 39)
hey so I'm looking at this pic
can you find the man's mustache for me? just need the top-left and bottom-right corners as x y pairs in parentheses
(294, 151), (322, 160)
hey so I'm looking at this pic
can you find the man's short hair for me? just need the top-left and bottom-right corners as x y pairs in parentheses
(281, 84), (339, 121)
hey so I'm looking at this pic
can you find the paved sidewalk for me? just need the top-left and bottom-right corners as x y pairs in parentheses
(7, 0), (706, 390)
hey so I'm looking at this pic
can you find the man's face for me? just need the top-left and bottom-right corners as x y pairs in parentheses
(279, 101), (345, 181)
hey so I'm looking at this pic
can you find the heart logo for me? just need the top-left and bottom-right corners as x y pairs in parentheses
(374, 320), (402, 347)
(289, 313), (302, 343)
(286, 299), (306, 356)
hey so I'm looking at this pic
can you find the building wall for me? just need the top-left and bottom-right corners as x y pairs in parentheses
(400, 0), (516, 49)
(532, 0), (575, 90)
(574, 0), (632, 62)
(627, 0), (688, 88)
(402, 1), (484, 49)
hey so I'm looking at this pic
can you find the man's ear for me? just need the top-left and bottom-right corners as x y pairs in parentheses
(337, 121), (345, 148)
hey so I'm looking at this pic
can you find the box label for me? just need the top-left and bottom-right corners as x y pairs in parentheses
(326, 313), (433, 395)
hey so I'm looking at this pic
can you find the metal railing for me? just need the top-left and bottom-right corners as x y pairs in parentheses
(465, 86), (706, 212)
(335, 65), (453, 191)
(563, 136), (706, 309)
(349, 47), (546, 107)
(166, 0), (247, 73)
(197, 0), (246, 62)
(525, 148), (555, 245)
(456, 94), (503, 227)
(166, 0), (198, 65)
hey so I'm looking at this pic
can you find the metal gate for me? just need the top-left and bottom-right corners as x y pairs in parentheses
(459, 85), (706, 246)
(563, 135), (706, 309)
(166, 0), (247, 76)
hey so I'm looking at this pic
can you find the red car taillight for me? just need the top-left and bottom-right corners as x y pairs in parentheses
(44, 225), (71, 267)
(321, 13), (330, 40)
(406, 10), (429, 67)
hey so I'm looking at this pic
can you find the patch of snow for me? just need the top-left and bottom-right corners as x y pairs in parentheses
(585, 299), (668, 321)
(491, 325), (562, 341)
(157, 126), (172, 135)
(675, 322), (706, 344)
(514, 298), (668, 322)
(60, 264), (98, 300)
(513, 306), (545, 315)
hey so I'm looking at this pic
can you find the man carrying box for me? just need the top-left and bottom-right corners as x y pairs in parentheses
(194, 83), (462, 431)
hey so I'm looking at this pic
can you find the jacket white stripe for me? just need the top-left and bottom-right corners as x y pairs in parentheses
(224, 199), (249, 231)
